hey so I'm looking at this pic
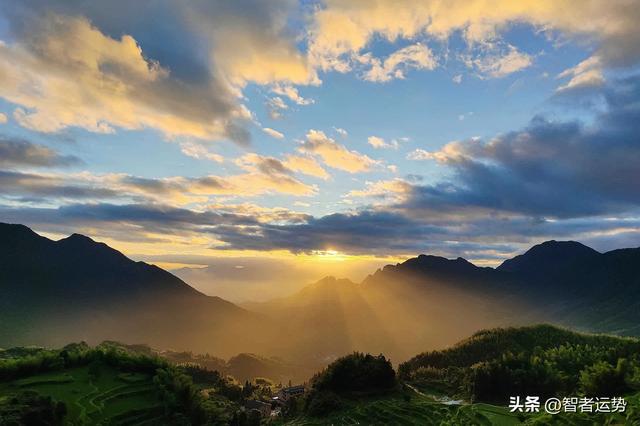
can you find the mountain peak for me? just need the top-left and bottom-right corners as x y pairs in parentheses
(0, 222), (41, 239)
(60, 233), (96, 245)
(400, 254), (478, 273)
(498, 240), (600, 273)
(310, 276), (357, 289)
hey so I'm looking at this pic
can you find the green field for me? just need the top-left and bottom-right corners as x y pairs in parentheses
(0, 365), (164, 425)
(276, 391), (524, 426)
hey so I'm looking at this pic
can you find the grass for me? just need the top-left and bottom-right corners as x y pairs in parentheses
(0, 365), (163, 425)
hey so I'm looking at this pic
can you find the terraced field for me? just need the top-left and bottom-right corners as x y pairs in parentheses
(0, 365), (165, 425)
(277, 393), (523, 426)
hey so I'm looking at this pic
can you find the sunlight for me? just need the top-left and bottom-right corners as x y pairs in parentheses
(310, 249), (349, 262)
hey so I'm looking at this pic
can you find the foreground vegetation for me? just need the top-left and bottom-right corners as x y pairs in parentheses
(3, 325), (640, 425)
(0, 342), (241, 425)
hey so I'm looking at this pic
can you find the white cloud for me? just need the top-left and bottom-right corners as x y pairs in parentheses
(180, 142), (224, 163)
(346, 178), (412, 203)
(300, 130), (378, 173)
(407, 149), (434, 160)
(262, 127), (285, 139)
(308, 0), (640, 73)
(266, 96), (288, 119)
(556, 56), (604, 92)
(358, 43), (437, 82)
(367, 136), (398, 149)
(271, 84), (314, 105)
(452, 74), (463, 84)
(334, 127), (348, 137)
(465, 45), (533, 78)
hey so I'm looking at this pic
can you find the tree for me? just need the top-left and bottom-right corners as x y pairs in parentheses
(579, 361), (628, 396)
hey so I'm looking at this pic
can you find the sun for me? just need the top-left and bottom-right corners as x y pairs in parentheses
(311, 249), (349, 262)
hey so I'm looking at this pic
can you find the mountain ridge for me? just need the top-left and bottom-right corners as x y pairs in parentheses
(3, 222), (640, 364)
(0, 222), (270, 358)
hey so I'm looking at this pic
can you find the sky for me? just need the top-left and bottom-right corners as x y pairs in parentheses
(1, 0), (639, 300)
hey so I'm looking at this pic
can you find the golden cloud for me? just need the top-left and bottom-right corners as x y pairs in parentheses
(0, 14), (248, 140)
(300, 130), (378, 173)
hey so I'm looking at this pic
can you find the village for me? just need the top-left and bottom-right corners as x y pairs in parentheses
(244, 384), (306, 419)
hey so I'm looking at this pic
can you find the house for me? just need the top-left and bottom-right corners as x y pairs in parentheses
(244, 399), (272, 417)
(276, 384), (305, 401)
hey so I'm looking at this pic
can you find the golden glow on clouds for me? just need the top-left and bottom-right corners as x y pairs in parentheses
(1, 0), (639, 145)
(282, 154), (330, 180)
(0, 15), (245, 140)
(358, 43), (437, 82)
(347, 178), (412, 203)
(300, 130), (378, 173)
(309, 0), (640, 80)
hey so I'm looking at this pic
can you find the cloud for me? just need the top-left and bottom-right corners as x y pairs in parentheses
(232, 153), (318, 196)
(0, 13), (250, 142)
(0, 113), (7, 124)
(0, 137), (82, 168)
(266, 97), (288, 120)
(367, 136), (399, 149)
(0, 0), (318, 143)
(3, 198), (639, 259)
(346, 179), (412, 203)
(184, 1), (315, 88)
(0, 158), (317, 206)
(206, 209), (640, 256)
(464, 45), (532, 78)
(179, 142), (224, 163)
(262, 127), (285, 139)
(333, 127), (348, 137)
(308, 0), (640, 74)
(0, 170), (119, 201)
(282, 154), (330, 180)
(452, 74), (463, 84)
(557, 56), (604, 92)
(300, 130), (378, 173)
(401, 75), (640, 218)
(407, 149), (433, 161)
(358, 43), (437, 82)
(271, 84), (314, 105)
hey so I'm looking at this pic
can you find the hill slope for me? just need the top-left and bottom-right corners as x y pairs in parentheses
(0, 223), (270, 358)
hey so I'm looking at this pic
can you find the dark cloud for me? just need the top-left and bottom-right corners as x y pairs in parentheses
(404, 75), (640, 218)
(0, 171), (117, 199)
(0, 201), (638, 260)
(0, 137), (82, 168)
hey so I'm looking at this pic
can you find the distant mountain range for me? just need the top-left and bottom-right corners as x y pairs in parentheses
(2, 222), (639, 365)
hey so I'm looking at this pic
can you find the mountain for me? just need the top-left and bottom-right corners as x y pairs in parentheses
(3, 221), (640, 366)
(1, 223), (202, 303)
(251, 239), (640, 361)
(377, 241), (640, 334)
(0, 223), (271, 357)
(497, 240), (601, 275)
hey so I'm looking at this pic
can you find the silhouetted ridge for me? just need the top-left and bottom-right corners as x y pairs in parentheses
(403, 254), (479, 273)
(498, 240), (600, 273)
(0, 222), (266, 356)
(363, 253), (492, 291)
(1, 223), (204, 299)
(0, 223), (47, 249)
